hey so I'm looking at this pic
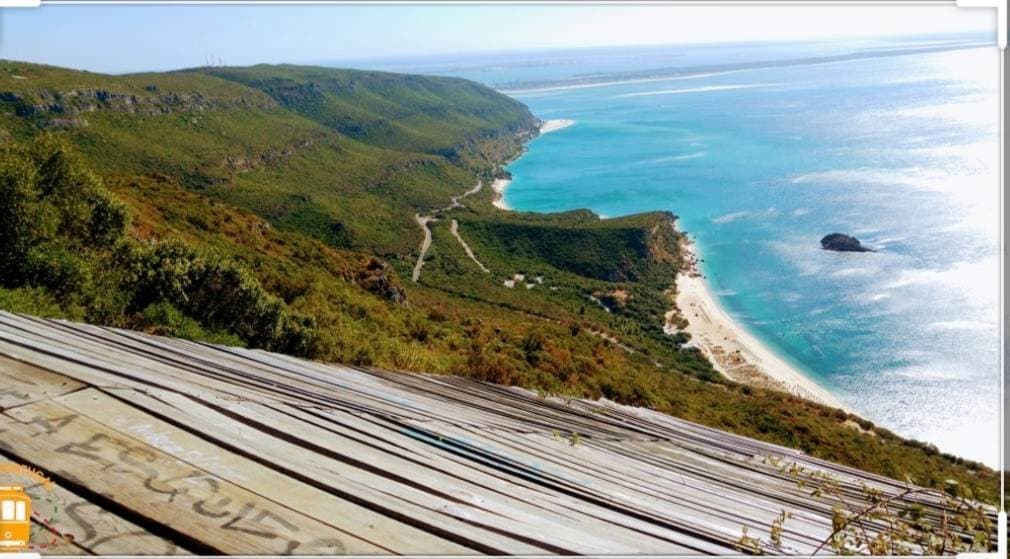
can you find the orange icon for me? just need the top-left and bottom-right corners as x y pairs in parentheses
(0, 486), (30, 552)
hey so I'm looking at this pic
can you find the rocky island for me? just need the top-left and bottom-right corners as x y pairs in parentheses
(821, 232), (874, 252)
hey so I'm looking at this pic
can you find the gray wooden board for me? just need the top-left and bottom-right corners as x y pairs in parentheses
(268, 404), (719, 553)
(0, 312), (997, 555)
(54, 388), (471, 555)
(0, 355), (84, 410)
(100, 387), (553, 555)
(25, 478), (189, 555)
(173, 395), (673, 554)
(1, 398), (383, 555)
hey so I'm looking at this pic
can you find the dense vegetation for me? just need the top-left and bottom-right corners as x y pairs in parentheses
(0, 59), (998, 502)
(0, 136), (316, 351)
(200, 64), (539, 168)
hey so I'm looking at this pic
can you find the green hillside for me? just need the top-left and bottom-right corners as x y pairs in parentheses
(0, 60), (998, 502)
(0, 60), (532, 255)
(199, 64), (539, 166)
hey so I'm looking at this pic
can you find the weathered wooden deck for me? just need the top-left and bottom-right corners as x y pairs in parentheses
(0, 312), (994, 555)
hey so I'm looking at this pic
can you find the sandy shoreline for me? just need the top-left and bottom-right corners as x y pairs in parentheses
(668, 241), (847, 410)
(494, 118), (844, 410)
(491, 178), (512, 210)
(539, 118), (575, 134)
(492, 119), (574, 210)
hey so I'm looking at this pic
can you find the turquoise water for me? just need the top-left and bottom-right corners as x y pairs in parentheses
(461, 40), (1000, 464)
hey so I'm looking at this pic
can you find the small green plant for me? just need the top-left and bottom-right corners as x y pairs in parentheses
(735, 526), (762, 554)
(568, 431), (582, 447)
(768, 509), (792, 549)
(758, 456), (995, 556)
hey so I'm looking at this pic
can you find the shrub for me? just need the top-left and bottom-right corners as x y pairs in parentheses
(0, 286), (68, 318)
(0, 148), (40, 284)
(24, 245), (90, 300)
(0, 135), (128, 287)
(123, 240), (318, 356)
(140, 301), (244, 347)
(0, 136), (316, 357)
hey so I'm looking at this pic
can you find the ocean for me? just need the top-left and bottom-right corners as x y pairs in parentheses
(370, 36), (1001, 465)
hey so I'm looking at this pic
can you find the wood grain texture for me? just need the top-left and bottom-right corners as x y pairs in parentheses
(0, 311), (995, 555)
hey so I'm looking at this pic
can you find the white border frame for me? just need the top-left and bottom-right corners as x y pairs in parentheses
(0, 0), (1004, 554)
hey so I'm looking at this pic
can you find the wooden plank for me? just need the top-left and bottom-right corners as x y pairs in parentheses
(0, 326), (229, 400)
(225, 403), (707, 554)
(40, 321), (341, 407)
(0, 355), (83, 410)
(0, 320), (376, 432)
(284, 406), (739, 554)
(0, 313), (994, 553)
(25, 522), (89, 556)
(102, 387), (555, 555)
(362, 368), (639, 438)
(14, 479), (190, 555)
(406, 420), (777, 552)
(0, 398), (386, 555)
(0, 316), (287, 406)
(55, 387), (476, 555)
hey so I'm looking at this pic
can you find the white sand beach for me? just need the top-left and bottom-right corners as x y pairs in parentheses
(491, 178), (511, 210)
(539, 118), (575, 134)
(668, 242), (847, 410)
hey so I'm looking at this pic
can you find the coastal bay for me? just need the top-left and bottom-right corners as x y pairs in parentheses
(492, 118), (574, 210)
(670, 241), (845, 409)
(494, 41), (998, 465)
(496, 118), (846, 409)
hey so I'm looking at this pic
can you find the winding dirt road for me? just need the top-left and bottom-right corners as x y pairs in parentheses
(450, 219), (490, 273)
(411, 214), (434, 282)
(412, 181), (483, 283)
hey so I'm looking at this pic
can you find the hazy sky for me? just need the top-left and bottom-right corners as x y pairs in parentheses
(0, 4), (996, 74)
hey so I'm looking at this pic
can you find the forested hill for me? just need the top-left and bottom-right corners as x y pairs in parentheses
(0, 61), (538, 254)
(199, 64), (539, 166)
(0, 60), (998, 501)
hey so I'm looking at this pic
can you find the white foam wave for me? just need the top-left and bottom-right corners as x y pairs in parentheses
(646, 151), (708, 165)
(781, 292), (803, 303)
(908, 141), (996, 163)
(711, 210), (751, 224)
(867, 236), (904, 246)
(883, 363), (970, 382)
(670, 151), (707, 161)
(894, 98), (997, 128)
(712, 207), (779, 224)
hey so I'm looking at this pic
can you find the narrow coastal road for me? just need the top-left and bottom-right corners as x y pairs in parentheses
(450, 181), (483, 208)
(412, 214), (434, 282)
(412, 181), (482, 283)
(450, 219), (490, 273)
